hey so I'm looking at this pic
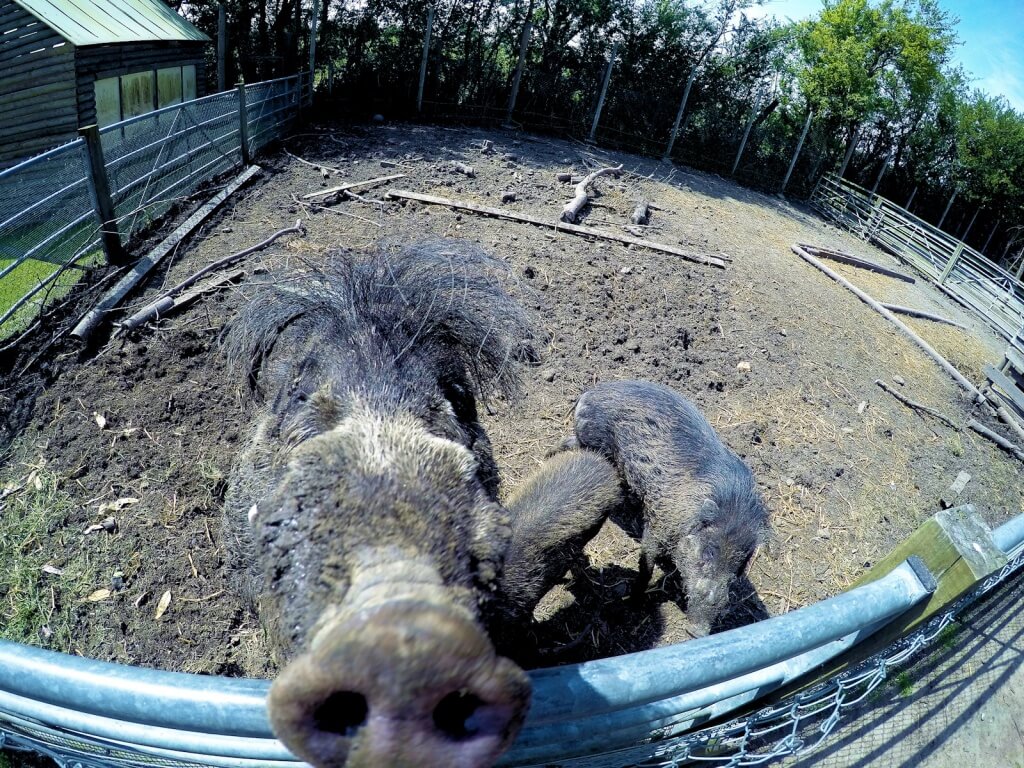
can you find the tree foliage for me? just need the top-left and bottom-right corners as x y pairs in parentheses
(176, 0), (1024, 259)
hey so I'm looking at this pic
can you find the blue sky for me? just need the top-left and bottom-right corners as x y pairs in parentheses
(742, 0), (1024, 111)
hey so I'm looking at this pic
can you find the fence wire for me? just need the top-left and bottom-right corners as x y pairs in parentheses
(0, 542), (1021, 768)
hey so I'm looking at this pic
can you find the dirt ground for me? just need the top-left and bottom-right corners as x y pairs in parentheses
(0, 122), (1021, 679)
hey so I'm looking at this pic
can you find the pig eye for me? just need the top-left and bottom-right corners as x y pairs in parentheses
(701, 544), (719, 563)
(313, 691), (368, 738)
(433, 690), (484, 740)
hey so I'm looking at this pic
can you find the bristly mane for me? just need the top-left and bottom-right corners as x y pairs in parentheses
(222, 240), (535, 403)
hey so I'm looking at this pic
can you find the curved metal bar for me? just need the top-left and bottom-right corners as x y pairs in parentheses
(0, 641), (270, 736)
(522, 558), (934, 726)
(993, 514), (1024, 555)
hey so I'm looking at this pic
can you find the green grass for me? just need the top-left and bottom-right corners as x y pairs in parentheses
(0, 469), (81, 649)
(0, 250), (102, 341)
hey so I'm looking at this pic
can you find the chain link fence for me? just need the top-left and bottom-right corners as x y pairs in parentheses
(0, 72), (309, 345)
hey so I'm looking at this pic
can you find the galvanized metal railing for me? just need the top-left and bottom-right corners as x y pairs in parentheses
(810, 174), (1024, 341)
(0, 72), (309, 343)
(1, 511), (1021, 768)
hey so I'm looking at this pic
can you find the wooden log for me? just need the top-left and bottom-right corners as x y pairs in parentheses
(967, 419), (1024, 461)
(879, 303), (966, 330)
(798, 243), (915, 283)
(561, 164), (623, 223)
(995, 404), (1024, 445)
(791, 244), (985, 402)
(630, 200), (650, 226)
(450, 161), (475, 178)
(121, 270), (245, 331)
(71, 165), (262, 341)
(303, 173), (406, 200)
(387, 189), (727, 269)
(874, 379), (960, 430)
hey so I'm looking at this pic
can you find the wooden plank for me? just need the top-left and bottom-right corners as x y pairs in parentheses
(985, 363), (1024, 414)
(386, 189), (728, 269)
(799, 243), (915, 283)
(879, 303), (967, 330)
(71, 165), (262, 341)
(79, 124), (125, 266)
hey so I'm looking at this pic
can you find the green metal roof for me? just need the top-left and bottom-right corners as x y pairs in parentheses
(13, 0), (210, 46)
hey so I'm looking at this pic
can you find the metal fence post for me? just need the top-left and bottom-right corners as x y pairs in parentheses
(78, 125), (126, 265)
(417, 6), (435, 113)
(217, 4), (226, 92)
(663, 66), (698, 160)
(237, 82), (250, 166)
(731, 101), (759, 176)
(588, 41), (618, 142)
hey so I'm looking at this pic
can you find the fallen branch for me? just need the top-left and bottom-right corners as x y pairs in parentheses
(967, 419), (1024, 462)
(308, 203), (381, 227)
(798, 243), (915, 284)
(630, 200), (651, 225)
(283, 149), (343, 175)
(874, 379), (960, 430)
(561, 164), (623, 223)
(303, 174), (406, 200)
(451, 161), (476, 178)
(995, 404), (1024, 444)
(120, 270), (244, 331)
(71, 165), (262, 341)
(791, 244), (985, 403)
(387, 189), (726, 269)
(879, 303), (966, 330)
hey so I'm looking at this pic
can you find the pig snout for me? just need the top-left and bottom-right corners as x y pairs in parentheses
(267, 600), (531, 768)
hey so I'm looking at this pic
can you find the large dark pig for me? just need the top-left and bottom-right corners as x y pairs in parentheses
(222, 241), (537, 768)
(493, 449), (624, 625)
(565, 380), (769, 636)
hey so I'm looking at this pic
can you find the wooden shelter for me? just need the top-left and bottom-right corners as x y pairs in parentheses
(0, 0), (210, 169)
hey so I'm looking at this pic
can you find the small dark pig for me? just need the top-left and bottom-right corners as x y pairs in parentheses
(565, 380), (769, 636)
(492, 449), (624, 625)
(222, 241), (536, 768)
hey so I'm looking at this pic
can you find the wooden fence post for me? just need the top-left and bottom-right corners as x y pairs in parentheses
(309, 0), (320, 83)
(417, 5), (434, 113)
(217, 5), (226, 93)
(78, 125), (126, 266)
(961, 207), (979, 240)
(905, 185), (918, 210)
(505, 20), (533, 126)
(588, 40), (618, 142)
(938, 241), (964, 285)
(780, 108), (812, 194)
(837, 126), (859, 180)
(663, 66), (698, 161)
(237, 82), (250, 166)
(328, 60), (335, 96)
(983, 217), (1000, 253)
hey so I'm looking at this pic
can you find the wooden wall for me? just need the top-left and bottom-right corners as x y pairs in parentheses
(75, 42), (208, 128)
(0, 0), (77, 169)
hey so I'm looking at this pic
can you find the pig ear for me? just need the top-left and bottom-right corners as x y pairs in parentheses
(696, 498), (719, 527)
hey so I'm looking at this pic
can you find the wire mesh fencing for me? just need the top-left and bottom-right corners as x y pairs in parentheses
(0, 73), (307, 344)
(0, 140), (102, 341)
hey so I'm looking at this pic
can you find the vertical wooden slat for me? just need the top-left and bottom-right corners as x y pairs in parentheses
(79, 124), (127, 266)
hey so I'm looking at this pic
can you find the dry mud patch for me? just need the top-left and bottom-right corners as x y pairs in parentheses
(0, 123), (1021, 675)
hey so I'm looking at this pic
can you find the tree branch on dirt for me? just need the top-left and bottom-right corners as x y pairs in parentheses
(119, 270), (245, 333)
(874, 379), (960, 430)
(967, 418), (1024, 462)
(561, 165), (624, 223)
(798, 243), (915, 284)
(283, 149), (344, 176)
(386, 189), (727, 268)
(303, 174), (406, 200)
(791, 244), (985, 403)
(119, 220), (304, 333)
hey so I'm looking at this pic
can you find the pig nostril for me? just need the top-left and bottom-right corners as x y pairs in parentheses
(433, 690), (485, 740)
(312, 691), (368, 738)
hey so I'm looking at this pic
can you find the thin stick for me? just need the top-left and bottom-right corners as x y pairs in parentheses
(874, 379), (960, 430)
(879, 303), (966, 330)
(283, 149), (343, 175)
(967, 419), (1024, 461)
(120, 220), (303, 332)
(308, 204), (382, 227)
(303, 174), (406, 200)
(387, 189), (727, 269)
(561, 164), (623, 223)
(791, 244), (985, 402)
